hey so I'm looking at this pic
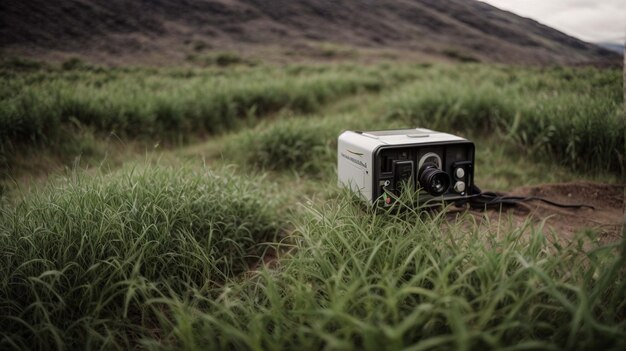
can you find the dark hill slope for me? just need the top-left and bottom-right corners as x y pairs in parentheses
(0, 0), (619, 65)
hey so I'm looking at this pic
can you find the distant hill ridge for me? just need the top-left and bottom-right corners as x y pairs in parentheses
(0, 0), (620, 65)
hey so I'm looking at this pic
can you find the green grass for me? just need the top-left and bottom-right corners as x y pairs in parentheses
(0, 62), (415, 175)
(384, 65), (624, 174)
(0, 166), (282, 350)
(224, 117), (341, 176)
(222, 65), (622, 187)
(3, 61), (621, 177)
(3, 172), (623, 350)
(156, 196), (626, 350)
(0, 61), (624, 350)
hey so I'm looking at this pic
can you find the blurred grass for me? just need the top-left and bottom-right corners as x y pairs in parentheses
(224, 117), (341, 176)
(0, 62), (414, 175)
(2, 62), (621, 177)
(384, 65), (624, 174)
(222, 64), (622, 186)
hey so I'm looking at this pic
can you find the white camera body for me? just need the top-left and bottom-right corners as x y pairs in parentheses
(337, 128), (475, 206)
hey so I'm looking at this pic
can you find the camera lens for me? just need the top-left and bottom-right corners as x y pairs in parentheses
(419, 163), (451, 196)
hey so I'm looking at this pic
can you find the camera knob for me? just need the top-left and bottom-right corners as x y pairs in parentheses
(455, 167), (465, 179)
(454, 181), (466, 193)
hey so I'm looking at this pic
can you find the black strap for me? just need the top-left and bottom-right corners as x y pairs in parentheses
(458, 185), (595, 210)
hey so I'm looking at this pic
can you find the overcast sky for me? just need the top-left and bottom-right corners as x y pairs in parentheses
(479, 0), (626, 43)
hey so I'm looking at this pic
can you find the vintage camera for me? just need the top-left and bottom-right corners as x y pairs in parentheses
(337, 128), (475, 206)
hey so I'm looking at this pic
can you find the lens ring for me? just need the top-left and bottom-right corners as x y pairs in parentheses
(419, 164), (451, 196)
(418, 152), (442, 172)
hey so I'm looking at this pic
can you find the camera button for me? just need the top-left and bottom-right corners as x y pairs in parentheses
(455, 167), (465, 179)
(454, 181), (466, 193)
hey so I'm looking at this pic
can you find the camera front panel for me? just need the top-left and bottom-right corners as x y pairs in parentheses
(373, 141), (474, 206)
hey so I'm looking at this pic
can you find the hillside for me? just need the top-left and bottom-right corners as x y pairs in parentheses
(0, 0), (620, 65)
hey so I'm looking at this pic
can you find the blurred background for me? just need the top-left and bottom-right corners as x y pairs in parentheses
(1, 0), (624, 192)
(1, 0), (623, 66)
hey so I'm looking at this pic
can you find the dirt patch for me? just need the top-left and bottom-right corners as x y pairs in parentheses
(449, 181), (625, 246)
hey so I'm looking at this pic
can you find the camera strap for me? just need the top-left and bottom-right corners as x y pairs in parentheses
(460, 185), (595, 210)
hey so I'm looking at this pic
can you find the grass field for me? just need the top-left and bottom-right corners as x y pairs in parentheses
(0, 60), (624, 350)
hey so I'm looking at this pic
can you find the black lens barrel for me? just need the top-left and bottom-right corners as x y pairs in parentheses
(419, 163), (450, 196)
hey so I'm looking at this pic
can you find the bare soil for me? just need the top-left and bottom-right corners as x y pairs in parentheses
(450, 181), (625, 246)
